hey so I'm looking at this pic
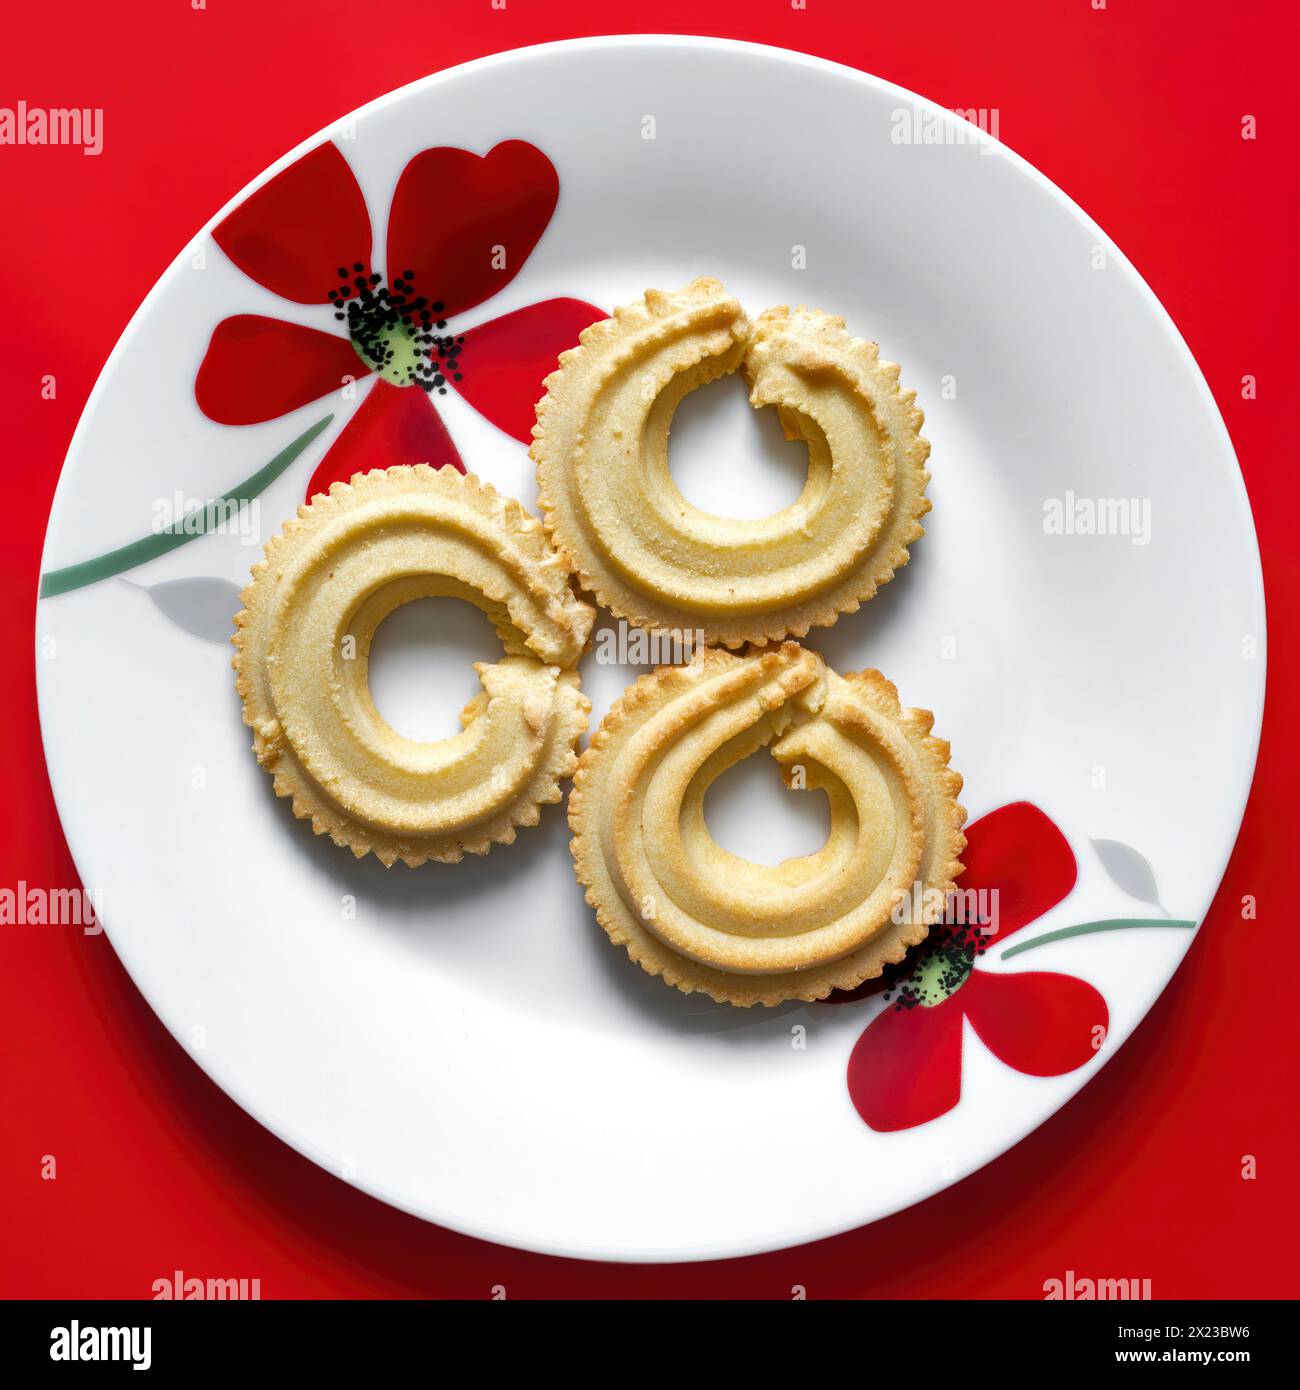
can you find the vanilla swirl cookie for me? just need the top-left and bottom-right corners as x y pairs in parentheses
(234, 465), (594, 866)
(533, 278), (931, 648)
(569, 645), (965, 1006)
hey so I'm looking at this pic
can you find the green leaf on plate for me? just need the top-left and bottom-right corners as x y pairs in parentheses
(1000, 917), (1196, 961)
(39, 414), (333, 598)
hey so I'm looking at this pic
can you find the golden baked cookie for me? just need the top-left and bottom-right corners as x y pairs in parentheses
(569, 645), (965, 1006)
(234, 465), (594, 866)
(533, 278), (931, 649)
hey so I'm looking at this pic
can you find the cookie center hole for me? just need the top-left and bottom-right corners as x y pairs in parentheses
(702, 750), (830, 866)
(367, 597), (501, 742)
(669, 373), (805, 519)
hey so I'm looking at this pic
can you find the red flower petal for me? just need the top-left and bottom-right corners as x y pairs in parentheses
(196, 316), (367, 426)
(451, 298), (608, 442)
(847, 998), (965, 1131)
(962, 969), (1108, 1076)
(214, 143), (372, 304)
(963, 802), (1077, 947)
(823, 975), (892, 1005)
(386, 141), (559, 320)
(303, 381), (464, 502)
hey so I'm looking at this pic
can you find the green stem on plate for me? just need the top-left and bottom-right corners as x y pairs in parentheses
(1000, 917), (1197, 961)
(39, 415), (334, 598)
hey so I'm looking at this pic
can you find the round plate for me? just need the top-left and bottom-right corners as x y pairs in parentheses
(36, 36), (1265, 1261)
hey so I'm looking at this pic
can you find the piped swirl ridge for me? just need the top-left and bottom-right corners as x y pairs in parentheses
(234, 465), (594, 866)
(569, 644), (966, 1006)
(533, 278), (932, 648)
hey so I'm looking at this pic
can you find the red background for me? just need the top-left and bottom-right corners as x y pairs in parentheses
(2, 0), (1297, 1298)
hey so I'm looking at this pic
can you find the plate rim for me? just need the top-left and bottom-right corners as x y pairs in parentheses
(34, 33), (1268, 1264)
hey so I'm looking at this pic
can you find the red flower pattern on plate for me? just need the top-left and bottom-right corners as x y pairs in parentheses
(845, 802), (1110, 1132)
(195, 140), (605, 500)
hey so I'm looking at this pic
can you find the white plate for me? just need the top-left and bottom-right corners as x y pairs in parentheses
(36, 37), (1265, 1261)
